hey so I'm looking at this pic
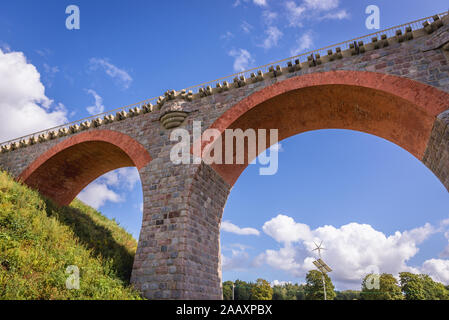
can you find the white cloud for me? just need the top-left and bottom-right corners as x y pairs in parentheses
(262, 214), (312, 243)
(0, 43), (11, 53)
(257, 214), (443, 288)
(233, 0), (266, 7)
(421, 259), (449, 284)
(271, 280), (292, 287)
(228, 48), (254, 72)
(290, 31), (314, 55)
(440, 246), (449, 258)
(285, 0), (349, 27)
(35, 48), (52, 57)
(222, 248), (251, 271)
(285, 1), (306, 27)
(77, 167), (140, 210)
(0, 49), (67, 142)
(253, 0), (267, 6)
(440, 219), (449, 228)
(260, 26), (283, 49)
(440, 230), (449, 258)
(85, 89), (105, 115)
(222, 243), (257, 271)
(320, 9), (350, 20)
(304, 0), (339, 11)
(43, 63), (59, 75)
(102, 167), (140, 190)
(241, 21), (253, 34)
(221, 220), (260, 236)
(89, 58), (132, 89)
(41, 63), (59, 88)
(220, 31), (234, 41)
(77, 182), (123, 209)
(262, 11), (278, 25)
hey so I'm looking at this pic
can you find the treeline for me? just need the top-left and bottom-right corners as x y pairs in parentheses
(223, 270), (449, 300)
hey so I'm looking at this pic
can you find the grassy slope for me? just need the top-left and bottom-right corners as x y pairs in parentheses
(0, 171), (142, 300)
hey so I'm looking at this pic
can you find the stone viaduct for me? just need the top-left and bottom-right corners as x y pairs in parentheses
(1, 13), (449, 299)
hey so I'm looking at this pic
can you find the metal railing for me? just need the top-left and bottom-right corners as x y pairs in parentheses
(1, 10), (447, 148)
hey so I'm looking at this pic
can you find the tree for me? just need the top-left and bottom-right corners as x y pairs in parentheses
(234, 279), (253, 300)
(335, 290), (361, 300)
(272, 283), (306, 300)
(294, 284), (306, 300)
(286, 283), (306, 300)
(400, 272), (426, 300)
(360, 273), (403, 300)
(272, 285), (287, 300)
(400, 272), (449, 300)
(251, 278), (273, 300)
(421, 275), (449, 300)
(222, 281), (233, 300)
(304, 270), (336, 300)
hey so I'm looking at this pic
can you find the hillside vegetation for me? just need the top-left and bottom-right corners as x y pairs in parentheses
(0, 170), (142, 299)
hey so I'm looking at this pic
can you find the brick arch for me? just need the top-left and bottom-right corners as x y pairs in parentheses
(19, 130), (152, 206)
(197, 70), (449, 186)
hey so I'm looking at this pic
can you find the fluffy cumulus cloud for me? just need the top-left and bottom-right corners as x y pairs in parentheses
(262, 214), (312, 243)
(271, 280), (292, 287)
(228, 49), (254, 72)
(222, 244), (256, 271)
(421, 259), (449, 284)
(77, 167), (140, 210)
(103, 167), (141, 190)
(88, 58), (132, 89)
(77, 182), (123, 210)
(221, 221), (260, 236)
(254, 214), (449, 288)
(0, 49), (67, 142)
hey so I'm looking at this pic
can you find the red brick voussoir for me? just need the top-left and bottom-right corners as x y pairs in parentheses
(199, 71), (449, 185)
(18, 130), (152, 205)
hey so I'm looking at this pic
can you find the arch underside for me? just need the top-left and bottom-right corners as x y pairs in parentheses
(23, 141), (135, 206)
(18, 130), (151, 206)
(206, 83), (445, 186)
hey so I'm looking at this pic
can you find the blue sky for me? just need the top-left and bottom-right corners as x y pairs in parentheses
(0, 0), (449, 290)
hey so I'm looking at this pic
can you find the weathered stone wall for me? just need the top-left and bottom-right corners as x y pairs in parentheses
(423, 109), (449, 190)
(0, 15), (448, 300)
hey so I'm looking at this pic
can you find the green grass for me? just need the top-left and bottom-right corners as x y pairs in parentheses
(0, 170), (143, 300)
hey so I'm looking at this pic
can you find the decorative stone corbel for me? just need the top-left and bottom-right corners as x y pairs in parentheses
(58, 128), (69, 136)
(115, 111), (127, 121)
